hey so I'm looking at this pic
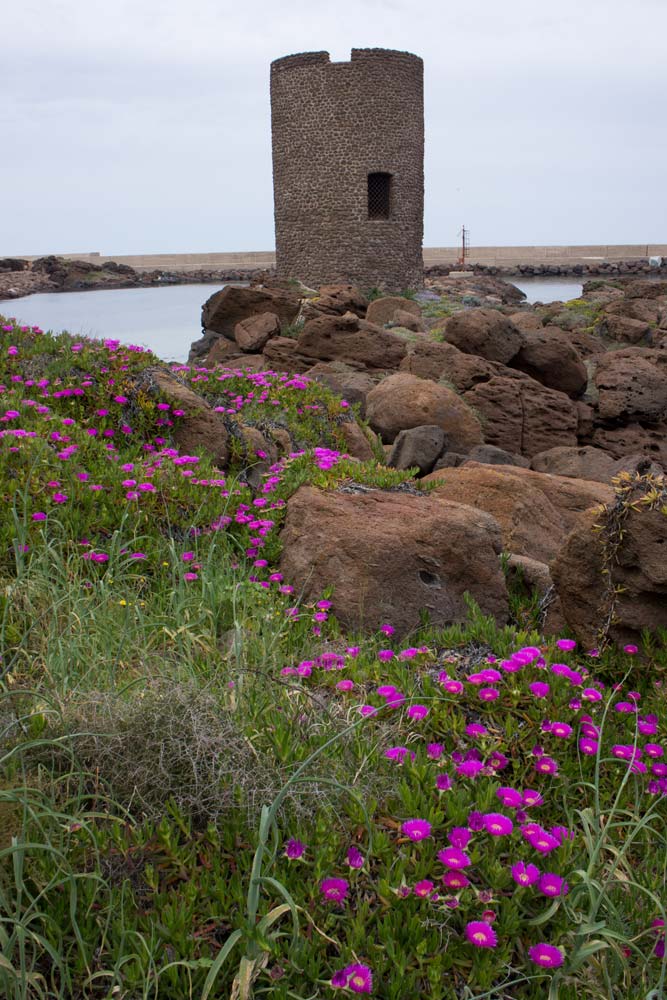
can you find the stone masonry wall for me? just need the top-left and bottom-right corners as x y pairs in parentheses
(270, 49), (424, 291)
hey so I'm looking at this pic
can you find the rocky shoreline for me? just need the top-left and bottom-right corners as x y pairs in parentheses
(1, 254), (665, 302)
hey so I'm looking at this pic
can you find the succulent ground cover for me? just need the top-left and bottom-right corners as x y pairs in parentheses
(1, 317), (666, 1000)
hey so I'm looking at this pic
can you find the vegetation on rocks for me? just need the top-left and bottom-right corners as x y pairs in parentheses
(1, 315), (666, 1000)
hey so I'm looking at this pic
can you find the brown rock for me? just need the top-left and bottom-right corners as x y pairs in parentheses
(191, 285), (301, 360)
(598, 313), (652, 344)
(423, 462), (612, 563)
(297, 312), (407, 370)
(389, 309), (428, 333)
(464, 444), (529, 468)
(339, 421), (375, 461)
(591, 422), (667, 467)
(563, 327), (607, 358)
(262, 337), (312, 374)
(604, 297), (661, 325)
(510, 327), (588, 398)
(400, 339), (502, 389)
(551, 485), (667, 647)
(463, 376), (578, 458)
(205, 337), (246, 367)
(366, 372), (483, 450)
(508, 311), (544, 332)
(305, 362), (379, 416)
(313, 284), (368, 317)
(234, 312), (281, 352)
(440, 308), (525, 364)
(531, 445), (665, 482)
(278, 486), (509, 636)
(149, 368), (229, 468)
(366, 295), (422, 327)
(387, 425), (446, 474)
(624, 279), (667, 300)
(595, 353), (667, 422)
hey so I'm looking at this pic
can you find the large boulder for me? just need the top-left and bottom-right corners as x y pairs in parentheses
(551, 477), (667, 647)
(594, 352), (667, 422)
(297, 313), (407, 370)
(591, 422), (667, 467)
(278, 486), (509, 636)
(234, 312), (280, 352)
(463, 376), (578, 457)
(305, 362), (379, 416)
(262, 337), (312, 374)
(366, 296), (422, 327)
(147, 368), (229, 468)
(365, 372), (483, 450)
(423, 462), (613, 563)
(191, 285), (301, 360)
(310, 284), (368, 317)
(387, 425), (446, 474)
(400, 339), (502, 389)
(598, 313), (652, 345)
(531, 445), (664, 482)
(439, 309), (525, 364)
(510, 327), (588, 398)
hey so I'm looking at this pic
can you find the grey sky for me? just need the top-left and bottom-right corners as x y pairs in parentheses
(3, 0), (665, 255)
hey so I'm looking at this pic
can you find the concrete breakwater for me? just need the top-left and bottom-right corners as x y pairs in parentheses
(16, 244), (667, 274)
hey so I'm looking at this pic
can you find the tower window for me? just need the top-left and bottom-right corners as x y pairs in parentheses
(367, 172), (392, 219)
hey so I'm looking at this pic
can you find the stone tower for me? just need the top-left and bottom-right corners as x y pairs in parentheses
(270, 49), (424, 291)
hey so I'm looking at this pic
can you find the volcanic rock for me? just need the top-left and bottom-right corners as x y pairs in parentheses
(234, 312), (281, 352)
(439, 308), (525, 364)
(297, 312), (407, 370)
(365, 372), (483, 450)
(387, 425), (446, 474)
(366, 296), (422, 327)
(279, 486), (509, 636)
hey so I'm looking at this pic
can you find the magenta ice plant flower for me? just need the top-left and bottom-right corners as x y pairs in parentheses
(402, 819), (432, 841)
(437, 847), (471, 869)
(320, 877), (349, 903)
(465, 921), (497, 948)
(284, 838), (306, 860)
(538, 872), (569, 897)
(482, 812), (514, 836)
(511, 861), (541, 886)
(528, 943), (564, 968)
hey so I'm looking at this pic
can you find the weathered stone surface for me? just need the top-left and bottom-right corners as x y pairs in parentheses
(598, 313), (652, 344)
(234, 311), (281, 352)
(389, 309), (428, 333)
(366, 296), (422, 327)
(531, 445), (664, 482)
(262, 337), (312, 374)
(623, 279), (667, 300)
(440, 308), (525, 364)
(508, 311), (544, 333)
(423, 462), (612, 563)
(205, 337), (246, 367)
(400, 339), (502, 389)
(193, 285), (300, 358)
(551, 499), (667, 647)
(387, 425), (446, 474)
(366, 372), (483, 449)
(563, 327), (607, 358)
(604, 296), (661, 325)
(463, 377), (578, 457)
(595, 353), (667, 421)
(465, 444), (530, 467)
(305, 362), (379, 415)
(297, 313), (407, 370)
(339, 421), (375, 461)
(150, 369), (229, 468)
(510, 327), (588, 398)
(591, 422), (667, 467)
(312, 284), (368, 317)
(278, 486), (509, 636)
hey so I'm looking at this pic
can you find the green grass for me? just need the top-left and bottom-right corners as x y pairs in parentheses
(1, 316), (666, 999)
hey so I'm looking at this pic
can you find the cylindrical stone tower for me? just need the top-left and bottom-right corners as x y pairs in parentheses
(270, 48), (424, 291)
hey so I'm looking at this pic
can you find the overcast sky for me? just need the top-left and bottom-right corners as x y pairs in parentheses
(3, 0), (665, 255)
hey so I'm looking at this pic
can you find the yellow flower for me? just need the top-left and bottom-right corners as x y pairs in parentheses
(119, 599), (127, 606)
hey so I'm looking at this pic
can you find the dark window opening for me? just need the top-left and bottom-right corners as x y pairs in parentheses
(368, 172), (392, 219)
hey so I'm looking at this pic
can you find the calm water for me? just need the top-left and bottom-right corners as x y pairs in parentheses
(0, 284), (226, 363)
(0, 278), (586, 365)
(509, 277), (584, 303)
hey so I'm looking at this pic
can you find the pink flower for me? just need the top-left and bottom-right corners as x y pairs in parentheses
(437, 847), (471, 869)
(402, 819), (432, 841)
(347, 846), (364, 869)
(534, 756), (559, 775)
(465, 921), (497, 948)
(482, 813), (513, 836)
(407, 704), (428, 720)
(511, 861), (540, 886)
(377, 649), (394, 662)
(284, 838), (306, 860)
(497, 787), (522, 808)
(529, 682), (550, 698)
(442, 870), (469, 889)
(380, 623), (395, 636)
(332, 963), (372, 993)
(538, 873), (568, 897)
(556, 638), (576, 651)
(528, 943), (564, 968)
(478, 687), (499, 701)
(320, 877), (349, 903)
(456, 759), (484, 778)
(413, 879), (434, 897)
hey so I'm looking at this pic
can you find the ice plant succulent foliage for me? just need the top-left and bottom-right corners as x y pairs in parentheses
(0, 317), (666, 999)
